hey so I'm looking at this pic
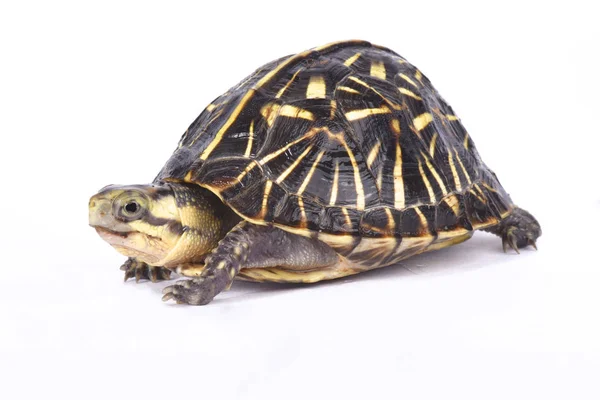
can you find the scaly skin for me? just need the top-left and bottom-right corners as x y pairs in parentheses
(484, 207), (541, 253)
(89, 182), (338, 305)
(121, 258), (172, 282)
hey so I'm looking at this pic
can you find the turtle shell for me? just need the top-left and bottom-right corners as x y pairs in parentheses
(157, 40), (514, 267)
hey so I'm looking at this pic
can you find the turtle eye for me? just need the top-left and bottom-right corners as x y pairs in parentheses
(123, 201), (142, 216)
(113, 191), (148, 221)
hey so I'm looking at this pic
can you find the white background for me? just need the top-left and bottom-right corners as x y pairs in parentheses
(1, 1), (599, 399)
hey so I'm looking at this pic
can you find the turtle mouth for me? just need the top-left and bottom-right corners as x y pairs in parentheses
(93, 227), (168, 265)
(93, 226), (163, 240)
(94, 226), (131, 239)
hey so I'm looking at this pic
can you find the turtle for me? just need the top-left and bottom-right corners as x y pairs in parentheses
(89, 40), (541, 305)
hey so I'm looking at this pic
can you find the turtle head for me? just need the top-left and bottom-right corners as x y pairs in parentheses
(89, 183), (239, 267)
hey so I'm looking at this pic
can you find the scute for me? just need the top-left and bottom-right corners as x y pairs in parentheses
(156, 40), (515, 256)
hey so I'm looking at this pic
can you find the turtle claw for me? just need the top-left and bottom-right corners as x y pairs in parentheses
(528, 238), (538, 250)
(161, 276), (221, 306)
(123, 268), (136, 282)
(501, 227), (539, 254)
(162, 288), (186, 304)
(161, 289), (175, 302)
(502, 228), (520, 254)
(487, 208), (541, 254)
(120, 258), (172, 283)
(135, 267), (143, 282)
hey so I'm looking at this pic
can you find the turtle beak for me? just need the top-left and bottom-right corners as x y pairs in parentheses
(88, 194), (112, 228)
(88, 188), (132, 232)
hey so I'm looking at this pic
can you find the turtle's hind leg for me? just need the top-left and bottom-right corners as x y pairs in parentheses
(484, 207), (541, 253)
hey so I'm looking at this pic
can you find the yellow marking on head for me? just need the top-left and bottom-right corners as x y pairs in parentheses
(444, 195), (461, 215)
(148, 195), (180, 221)
(447, 114), (459, 121)
(366, 140), (382, 168)
(428, 133), (438, 157)
(229, 268), (237, 278)
(244, 120), (255, 158)
(394, 141), (405, 209)
(348, 76), (402, 110)
(298, 150), (325, 195)
(454, 149), (472, 185)
(399, 73), (419, 88)
(306, 75), (327, 99)
(463, 133), (470, 149)
(343, 52), (362, 66)
(233, 247), (242, 257)
(259, 129), (317, 166)
(390, 119), (401, 135)
(418, 159), (436, 203)
(413, 113), (433, 131)
(339, 138), (365, 210)
(337, 86), (360, 94)
(276, 68), (303, 98)
(330, 100), (337, 119)
(330, 161), (339, 206)
(200, 90), (255, 160)
(420, 150), (447, 196)
(415, 70), (423, 85)
(206, 104), (216, 112)
(384, 207), (396, 231)
(259, 180), (273, 218)
(345, 106), (391, 121)
(413, 207), (429, 232)
(275, 144), (314, 184)
(398, 87), (422, 101)
(370, 61), (386, 79)
(448, 151), (462, 191)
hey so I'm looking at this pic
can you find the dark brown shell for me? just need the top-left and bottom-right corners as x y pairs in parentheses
(157, 40), (514, 263)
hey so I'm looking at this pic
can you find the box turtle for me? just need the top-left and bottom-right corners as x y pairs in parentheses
(89, 40), (541, 305)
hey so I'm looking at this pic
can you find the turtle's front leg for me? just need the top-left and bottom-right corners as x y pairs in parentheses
(121, 258), (172, 282)
(161, 221), (338, 305)
(161, 222), (250, 305)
